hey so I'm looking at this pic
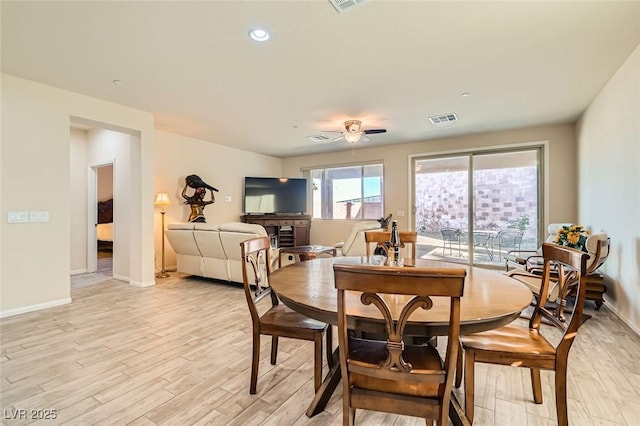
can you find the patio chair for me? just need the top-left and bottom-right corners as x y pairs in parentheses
(471, 231), (494, 260)
(496, 229), (523, 261)
(440, 227), (461, 257)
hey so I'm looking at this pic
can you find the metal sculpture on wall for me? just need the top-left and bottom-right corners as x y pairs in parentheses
(181, 174), (219, 223)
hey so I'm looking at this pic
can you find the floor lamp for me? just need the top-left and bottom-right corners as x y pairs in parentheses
(154, 192), (171, 278)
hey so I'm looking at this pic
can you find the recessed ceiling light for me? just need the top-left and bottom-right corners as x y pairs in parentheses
(461, 92), (471, 98)
(249, 28), (270, 42)
(112, 79), (123, 86)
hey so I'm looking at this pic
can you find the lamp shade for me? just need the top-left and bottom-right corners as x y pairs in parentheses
(344, 133), (362, 144)
(154, 192), (172, 207)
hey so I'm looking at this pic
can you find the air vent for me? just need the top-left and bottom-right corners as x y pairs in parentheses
(306, 134), (332, 143)
(328, 0), (369, 14)
(428, 113), (458, 126)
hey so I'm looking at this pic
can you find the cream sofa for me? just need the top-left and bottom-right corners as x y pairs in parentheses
(165, 222), (276, 283)
(334, 221), (383, 256)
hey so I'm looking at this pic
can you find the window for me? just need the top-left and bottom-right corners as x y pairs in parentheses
(310, 163), (384, 219)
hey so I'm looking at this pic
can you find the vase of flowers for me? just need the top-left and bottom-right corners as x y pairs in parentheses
(553, 224), (590, 251)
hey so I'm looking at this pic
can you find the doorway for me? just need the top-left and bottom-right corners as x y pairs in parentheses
(95, 164), (114, 276)
(412, 147), (543, 266)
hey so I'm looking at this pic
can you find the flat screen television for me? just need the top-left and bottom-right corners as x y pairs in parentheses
(243, 177), (307, 214)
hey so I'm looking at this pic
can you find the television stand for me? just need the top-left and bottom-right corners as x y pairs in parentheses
(241, 214), (311, 248)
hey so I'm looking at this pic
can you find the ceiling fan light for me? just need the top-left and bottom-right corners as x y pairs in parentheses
(344, 133), (361, 144)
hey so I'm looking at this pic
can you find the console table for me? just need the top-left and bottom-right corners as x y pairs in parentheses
(241, 214), (311, 248)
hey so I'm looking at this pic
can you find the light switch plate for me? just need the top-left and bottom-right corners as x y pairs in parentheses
(8, 211), (29, 223)
(396, 210), (405, 217)
(30, 211), (50, 223)
(224, 195), (231, 202)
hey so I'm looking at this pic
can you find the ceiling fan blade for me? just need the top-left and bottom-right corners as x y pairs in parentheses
(360, 135), (371, 142)
(332, 135), (345, 142)
(363, 128), (387, 135)
(321, 130), (344, 134)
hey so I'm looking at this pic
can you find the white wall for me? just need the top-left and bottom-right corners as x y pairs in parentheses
(282, 124), (577, 248)
(88, 129), (134, 281)
(0, 74), (155, 317)
(154, 130), (281, 271)
(69, 128), (88, 274)
(576, 44), (640, 333)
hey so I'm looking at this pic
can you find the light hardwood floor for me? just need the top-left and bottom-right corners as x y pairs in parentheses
(2, 274), (639, 425)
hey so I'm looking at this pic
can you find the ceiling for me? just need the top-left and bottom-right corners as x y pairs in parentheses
(2, 1), (639, 158)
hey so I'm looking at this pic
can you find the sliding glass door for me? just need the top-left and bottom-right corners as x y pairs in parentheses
(413, 147), (541, 266)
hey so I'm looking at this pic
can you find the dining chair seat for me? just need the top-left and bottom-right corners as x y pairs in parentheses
(260, 304), (327, 338)
(461, 324), (556, 359)
(348, 338), (444, 398)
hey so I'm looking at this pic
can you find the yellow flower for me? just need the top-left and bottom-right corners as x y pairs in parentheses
(567, 233), (580, 244)
(554, 224), (589, 250)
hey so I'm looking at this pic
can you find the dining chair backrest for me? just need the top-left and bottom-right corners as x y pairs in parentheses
(240, 236), (278, 323)
(531, 243), (589, 342)
(333, 263), (466, 423)
(364, 230), (417, 259)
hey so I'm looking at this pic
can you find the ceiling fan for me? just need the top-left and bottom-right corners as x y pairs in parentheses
(323, 120), (387, 144)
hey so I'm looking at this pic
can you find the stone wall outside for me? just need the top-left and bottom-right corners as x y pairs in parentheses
(415, 166), (538, 241)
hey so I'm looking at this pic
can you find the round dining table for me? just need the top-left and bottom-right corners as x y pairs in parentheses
(269, 256), (532, 423)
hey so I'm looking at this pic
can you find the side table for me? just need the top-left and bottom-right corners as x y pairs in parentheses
(278, 245), (337, 268)
(585, 273), (607, 310)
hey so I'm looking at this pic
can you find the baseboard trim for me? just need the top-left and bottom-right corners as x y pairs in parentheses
(70, 268), (88, 275)
(112, 273), (129, 282)
(602, 296), (640, 336)
(0, 297), (72, 319)
(109, 273), (154, 288)
(129, 279), (155, 288)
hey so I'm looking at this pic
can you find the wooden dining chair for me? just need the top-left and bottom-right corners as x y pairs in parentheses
(461, 243), (589, 426)
(240, 236), (331, 394)
(334, 263), (466, 425)
(507, 236), (610, 321)
(364, 230), (417, 259)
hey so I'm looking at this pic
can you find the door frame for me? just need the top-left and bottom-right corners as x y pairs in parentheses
(408, 141), (548, 266)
